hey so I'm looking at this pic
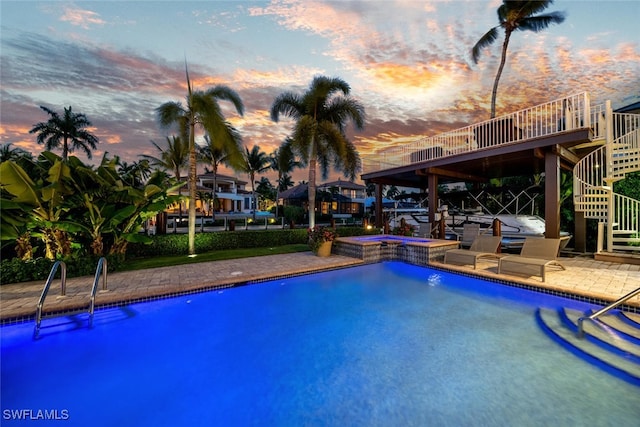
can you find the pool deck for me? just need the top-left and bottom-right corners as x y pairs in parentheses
(1, 252), (639, 324)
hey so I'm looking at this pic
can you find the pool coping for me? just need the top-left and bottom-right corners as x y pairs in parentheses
(0, 256), (364, 326)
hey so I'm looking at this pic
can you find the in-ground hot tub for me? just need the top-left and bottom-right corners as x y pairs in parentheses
(334, 235), (459, 265)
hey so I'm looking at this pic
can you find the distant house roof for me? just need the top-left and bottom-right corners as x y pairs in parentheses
(616, 102), (640, 114)
(318, 179), (365, 190)
(198, 172), (247, 185)
(279, 183), (308, 200)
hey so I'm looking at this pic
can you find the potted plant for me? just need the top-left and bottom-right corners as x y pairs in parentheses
(392, 218), (415, 236)
(308, 226), (337, 257)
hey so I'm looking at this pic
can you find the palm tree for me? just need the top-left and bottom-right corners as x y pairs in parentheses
(278, 174), (294, 192)
(198, 131), (243, 217)
(29, 106), (99, 160)
(240, 145), (270, 220)
(255, 177), (277, 211)
(270, 76), (365, 228)
(118, 158), (151, 188)
(141, 136), (189, 230)
(156, 66), (244, 255)
(0, 143), (28, 162)
(472, 0), (566, 118)
(269, 138), (302, 218)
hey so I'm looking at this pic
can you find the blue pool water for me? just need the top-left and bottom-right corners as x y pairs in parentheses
(1, 262), (639, 426)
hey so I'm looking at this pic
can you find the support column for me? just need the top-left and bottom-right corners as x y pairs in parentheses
(375, 183), (383, 228)
(574, 211), (587, 252)
(428, 174), (438, 225)
(544, 151), (561, 239)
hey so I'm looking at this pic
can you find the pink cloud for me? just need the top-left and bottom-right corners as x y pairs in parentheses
(60, 6), (105, 29)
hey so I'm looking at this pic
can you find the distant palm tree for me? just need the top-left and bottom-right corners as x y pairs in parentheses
(198, 132), (243, 216)
(278, 174), (294, 192)
(156, 65), (244, 255)
(269, 138), (302, 218)
(29, 106), (99, 160)
(118, 158), (151, 188)
(270, 76), (365, 228)
(141, 136), (189, 229)
(385, 186), (400, 199)
(472, 0), (566, 118)
(0, 143), (27, 162)
(255, 176), (276, 210)
(142, 136), (189, 183)
(240, 145), (270, 220)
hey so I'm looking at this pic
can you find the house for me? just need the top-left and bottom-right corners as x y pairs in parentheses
(196, 172), (254, 214)
(317, 179), (366, 215)
(157, 173), (257, 232)
(279, 180), (366, 217)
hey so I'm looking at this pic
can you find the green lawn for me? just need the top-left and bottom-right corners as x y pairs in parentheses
(120, 244), (311, 271)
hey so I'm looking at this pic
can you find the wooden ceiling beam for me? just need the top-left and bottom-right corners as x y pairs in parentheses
(417, 167), (487, 182)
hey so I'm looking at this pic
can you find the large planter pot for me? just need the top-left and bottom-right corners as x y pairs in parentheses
(315, 241), (333, 257)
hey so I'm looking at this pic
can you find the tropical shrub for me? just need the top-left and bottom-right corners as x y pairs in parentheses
(0, 254), (124, 285)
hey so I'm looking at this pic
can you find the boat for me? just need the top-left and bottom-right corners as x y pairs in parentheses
(386, 189), (571, 251)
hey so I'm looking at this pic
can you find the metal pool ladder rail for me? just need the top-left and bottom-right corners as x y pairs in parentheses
(577, 286), (640, 338)
(34, 257), (108, 338)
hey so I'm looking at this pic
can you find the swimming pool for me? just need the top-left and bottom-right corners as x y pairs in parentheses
(2, 262), (638, 426)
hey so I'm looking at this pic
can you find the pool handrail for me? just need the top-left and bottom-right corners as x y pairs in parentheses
(34, 261), (67, 338)
(89, 257), (108, 327)
(33, 257), (107, 338)
(576, 286), (640, 338)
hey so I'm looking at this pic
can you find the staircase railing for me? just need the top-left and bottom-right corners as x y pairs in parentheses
(577, 286), (640, 338)
(573, 103), (640, 252)
(573, 144), (608, 220)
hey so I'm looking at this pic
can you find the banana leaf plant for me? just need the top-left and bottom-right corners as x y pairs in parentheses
(0, 153), (74, 259)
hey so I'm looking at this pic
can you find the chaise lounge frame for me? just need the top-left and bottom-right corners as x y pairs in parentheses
(444, 235), (503, 269)
(498, 237), (566, 282)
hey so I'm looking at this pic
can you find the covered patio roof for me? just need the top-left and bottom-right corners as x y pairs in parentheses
(361, 92), (605, 243)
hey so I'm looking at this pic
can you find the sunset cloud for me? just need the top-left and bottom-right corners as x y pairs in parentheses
(1, 0), (638, 183)
(60, 5), (106, 29)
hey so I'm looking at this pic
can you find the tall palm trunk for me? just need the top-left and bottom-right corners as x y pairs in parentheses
(212, 163), (218, 219)
(275, 172), (282, 219)
(188, 121), (197, 255)
(62, 136), (69, 161)
(308, 138), (317, 229)
(250, 172), (257, 221)
(490, 31), (512, 119)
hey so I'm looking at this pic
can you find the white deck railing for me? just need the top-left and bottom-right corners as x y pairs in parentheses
(364, 92), (597, 173)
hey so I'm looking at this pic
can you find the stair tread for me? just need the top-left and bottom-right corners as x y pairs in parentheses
(538, 308), (640, 379)
(591, 312), (640, 341)
(563, 308), (640, 357)
(622, 312), (640, 324)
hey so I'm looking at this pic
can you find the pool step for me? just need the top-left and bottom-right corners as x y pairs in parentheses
(536, 307), (640, 386)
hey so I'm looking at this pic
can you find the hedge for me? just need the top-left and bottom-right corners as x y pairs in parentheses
(1, 227), (374, 284)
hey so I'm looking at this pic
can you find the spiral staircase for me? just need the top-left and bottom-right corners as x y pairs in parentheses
(573, 101), (640, 254)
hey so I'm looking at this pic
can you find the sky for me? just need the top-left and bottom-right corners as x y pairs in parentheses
(1, 0), (639, 184)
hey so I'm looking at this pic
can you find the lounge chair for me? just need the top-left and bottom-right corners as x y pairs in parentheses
(460, 223), (481, 248)
(415, 222), (431, 238)
(498, 238), (566, 282)
(444, 235), (502, 269)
